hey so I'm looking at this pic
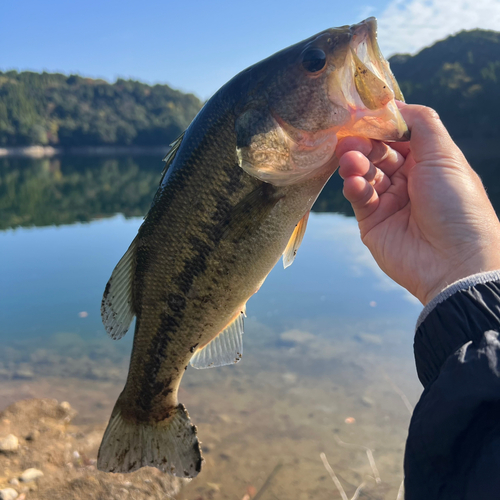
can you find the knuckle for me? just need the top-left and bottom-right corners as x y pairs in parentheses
(419, 105), (441, 123)
(368, 142), (390, 165)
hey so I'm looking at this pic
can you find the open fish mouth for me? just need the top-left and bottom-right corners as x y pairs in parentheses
(349, 17), (404, 104)
(330, 17), (409, 142)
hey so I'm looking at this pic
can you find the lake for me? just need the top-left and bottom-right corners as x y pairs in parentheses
(0, 155), (426, 499)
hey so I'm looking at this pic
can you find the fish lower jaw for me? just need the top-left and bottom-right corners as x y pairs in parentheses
(330, 94), (408, 142)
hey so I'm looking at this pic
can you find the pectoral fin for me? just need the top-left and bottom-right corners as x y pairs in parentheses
(222, 183), (283, 240)
(190, 312), (245, 369)
(101, 236), (137, 340)
(283, 211), (310, 269)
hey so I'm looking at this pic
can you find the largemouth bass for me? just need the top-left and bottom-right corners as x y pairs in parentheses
(97, 17), (408, 478)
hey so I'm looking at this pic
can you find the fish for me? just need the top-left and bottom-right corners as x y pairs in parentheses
(97, 17), (408, 478)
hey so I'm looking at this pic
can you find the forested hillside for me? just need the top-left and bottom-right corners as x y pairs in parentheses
(1, 28), (499, 149)
(0, 72), (202, 147)
(390, 29), (500, 140)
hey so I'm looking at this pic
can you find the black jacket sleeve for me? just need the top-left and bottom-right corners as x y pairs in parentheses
(404, 272), (500, 500)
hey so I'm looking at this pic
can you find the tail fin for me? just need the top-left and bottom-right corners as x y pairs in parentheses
(97, 404), (202, 478)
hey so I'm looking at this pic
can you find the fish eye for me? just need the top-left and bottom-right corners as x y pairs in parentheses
(301, 48), (327, 74)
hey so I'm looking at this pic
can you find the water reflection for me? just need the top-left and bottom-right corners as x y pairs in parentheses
(0, 156), (163, 229)
(0, 214), (419, 345)
(2, 147), (499, 231)
(0, 155), (353, 232)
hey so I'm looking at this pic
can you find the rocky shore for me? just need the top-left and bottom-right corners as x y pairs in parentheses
(0, 399), (184, 500)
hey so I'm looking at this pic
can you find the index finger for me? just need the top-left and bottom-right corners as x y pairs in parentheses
(336, 136), (372, 159)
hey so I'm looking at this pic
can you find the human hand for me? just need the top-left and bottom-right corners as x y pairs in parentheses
(337, 104), (500, 305)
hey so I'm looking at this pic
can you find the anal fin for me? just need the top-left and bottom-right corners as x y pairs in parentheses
(283, 211), (310, 269)
(190, 312), (245, 369)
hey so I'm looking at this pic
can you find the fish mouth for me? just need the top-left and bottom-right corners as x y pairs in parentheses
(330, 17), (410, 142)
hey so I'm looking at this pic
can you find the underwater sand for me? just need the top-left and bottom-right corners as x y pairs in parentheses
(0, 317), (421, 500)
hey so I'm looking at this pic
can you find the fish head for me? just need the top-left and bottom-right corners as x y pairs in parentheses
(235, 17), (409, 186)
(330, 17), (408, 142)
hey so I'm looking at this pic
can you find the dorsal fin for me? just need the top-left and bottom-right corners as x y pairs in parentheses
(159, 132), (185, 186)
(190, 312), (245, 369)
(283, 211), (310, 269)
(101, 236), (137, 340)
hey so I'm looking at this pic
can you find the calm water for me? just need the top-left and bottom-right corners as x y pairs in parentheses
(1, 155), (426, 499)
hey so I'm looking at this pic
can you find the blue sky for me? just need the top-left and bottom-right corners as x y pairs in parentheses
(2, 0), (499, 99)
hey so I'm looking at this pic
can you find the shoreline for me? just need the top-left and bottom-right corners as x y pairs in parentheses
(0, 145), (171, 158)
(1, 138), (498, 160)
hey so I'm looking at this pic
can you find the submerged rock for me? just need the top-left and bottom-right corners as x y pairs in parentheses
(355, 333), (383, 345)
(282, 372), (298, 385)
(0, 488), (19, 500)
(0, 434), (19, 453)
(19, 468), (44, 483)
(13, 365), (34, 380)
(360, 396), (375, 408)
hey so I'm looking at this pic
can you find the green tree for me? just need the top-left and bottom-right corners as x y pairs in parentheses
(0, 71), (203, 147)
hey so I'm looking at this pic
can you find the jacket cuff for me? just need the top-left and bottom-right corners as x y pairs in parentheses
(414, 270), (500, 387)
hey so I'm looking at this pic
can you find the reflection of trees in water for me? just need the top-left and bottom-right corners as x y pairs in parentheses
(1, 148), (499, 230)
(0, 156), (163, 230)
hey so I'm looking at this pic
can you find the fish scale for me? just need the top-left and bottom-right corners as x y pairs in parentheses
(97, 17), (409, 477)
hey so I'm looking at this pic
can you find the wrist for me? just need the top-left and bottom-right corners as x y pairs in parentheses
(416, 269), (500, 330)
(421, 257), (500, 305)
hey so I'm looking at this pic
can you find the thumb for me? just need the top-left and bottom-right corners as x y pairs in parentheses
(399, 105), (465, 165)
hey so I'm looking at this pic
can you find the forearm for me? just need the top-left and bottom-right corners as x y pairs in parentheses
(405, 271), (500, 499)
(415, 270), (500, 386)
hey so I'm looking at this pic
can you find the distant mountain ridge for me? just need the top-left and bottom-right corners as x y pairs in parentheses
(0, 72), (203, 147)
(389, 28), (500, 140)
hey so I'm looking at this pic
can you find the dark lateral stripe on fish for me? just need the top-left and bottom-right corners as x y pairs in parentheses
(133, 111), (240, 305)
(132, 97), (284, 417)
(175, 236), (213, 294)
(136, 314), (179, 414)
(135, 166), (251, 413)
(136, 205), (243, 411)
